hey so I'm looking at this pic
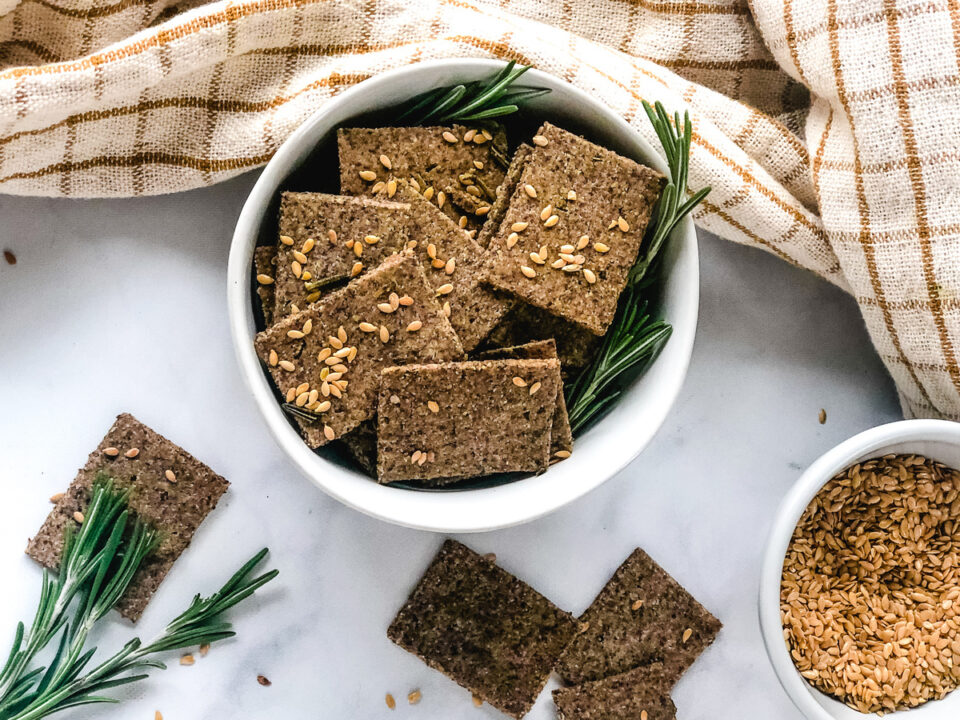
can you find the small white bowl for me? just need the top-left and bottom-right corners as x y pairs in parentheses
(759, 419), (960, 719)
(227, 58), (699, 532)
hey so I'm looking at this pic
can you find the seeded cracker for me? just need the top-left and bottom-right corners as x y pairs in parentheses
(274, 192), (412, 317)
(254, 254), (463, 448)
(388, 540), (577, 719)
(553, 663), (678, 720)
(26, 413), (229, 622)
(337, 125), (508, 232)
(475, 339), (573, 456)
(476, 143), (533, 248)
(254, 245), (277, 325)
(556, 548), (722, 685)
(376, 358), (560, 485)
(484, 123), (664, 335)
(375, 178), (513, 351)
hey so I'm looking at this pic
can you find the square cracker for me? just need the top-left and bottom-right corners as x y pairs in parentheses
(388, 539), (577, 719)
(475, 339), (573, 457)
(273, 192), (412, 317)
(338, 124), (508, 232)
(377, 358), (561, 485)
(376, 178), (513, 351)
(556, 548), (722, 685)
(484, 123), (664, 336)
(254, 254), (464, 448)
(26, 413), (229, 622)
(553, 663), (678, 720)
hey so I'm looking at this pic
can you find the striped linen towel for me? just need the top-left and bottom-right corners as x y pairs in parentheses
(1, 0), (958, 419)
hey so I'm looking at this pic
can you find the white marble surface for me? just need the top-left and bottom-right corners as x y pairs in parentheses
(0, 174), (901, 720)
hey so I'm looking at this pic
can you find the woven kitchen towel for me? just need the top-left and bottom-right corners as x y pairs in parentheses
(0, 0), (958, 420)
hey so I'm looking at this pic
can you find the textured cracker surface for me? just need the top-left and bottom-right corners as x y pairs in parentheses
(377, 358), (560, 485)
(373, 179), (512, 351)
(254, 245), (277, 326)
(477, 142), (533, 248)
(556, 548), (722, 685)
(481, 301), (602, 378)
(337, 125), (507, 232)
(475, 339), (573, 455)
(336, 418), (378, 476)
(273, 192), (411, 316)
(254, 254), (464, 447)
(553, 663), (678, 720)
(388, 540), (577, 719)
(26, 413), (229, 622)
(484, 123), (664, 335)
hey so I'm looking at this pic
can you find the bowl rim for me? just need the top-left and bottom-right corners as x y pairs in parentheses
(758, 418), (960, 719)
(227, 57), (700, 533)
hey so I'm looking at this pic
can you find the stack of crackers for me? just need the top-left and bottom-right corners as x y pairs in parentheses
(252, 121), (664, 486)
(389, 541), (721, 718)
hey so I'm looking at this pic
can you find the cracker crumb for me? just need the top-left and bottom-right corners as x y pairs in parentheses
(407, 689), (422, 705)
(179, 654), (195, 666)
(818, 408), (827, 424)
(385, 693), (396, 709)
(257, 674), (271, 686)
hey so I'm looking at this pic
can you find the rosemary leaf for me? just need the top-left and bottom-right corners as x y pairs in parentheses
(398, 60), (547, 126)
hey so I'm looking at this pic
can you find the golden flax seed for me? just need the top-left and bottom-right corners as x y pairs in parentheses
(782, 453), (960, 713)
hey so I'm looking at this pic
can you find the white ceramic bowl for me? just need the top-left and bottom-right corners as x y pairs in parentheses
(227, 58), (699, 532)
(759, 419), (960, 719)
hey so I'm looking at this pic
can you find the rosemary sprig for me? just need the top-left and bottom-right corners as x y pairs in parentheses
(628, 101), (710, 287)
(566, 289), (673, 434)
(566, 101), (709, 433)
(1, 477), (277, 720)
(0, 476), (156, 714)
(397, 60), (549, 125)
